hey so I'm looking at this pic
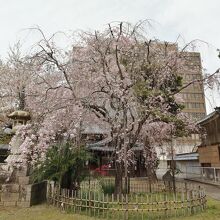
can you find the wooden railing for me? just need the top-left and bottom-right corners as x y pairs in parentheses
(47, 180), (206, 220)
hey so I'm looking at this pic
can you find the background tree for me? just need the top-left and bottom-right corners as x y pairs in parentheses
(0, 42), (34, 111)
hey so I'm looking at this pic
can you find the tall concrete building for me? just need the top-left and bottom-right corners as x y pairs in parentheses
(176, 52), (206, 154)
(157, 50), (206, 162)
(157, 50), (207, 176)
(180, 52), (206, 121)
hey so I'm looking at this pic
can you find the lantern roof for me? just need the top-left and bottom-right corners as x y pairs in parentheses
(7, 110), (31, 120)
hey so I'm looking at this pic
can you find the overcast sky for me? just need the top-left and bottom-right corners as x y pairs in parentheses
(0, 0), (219, 113)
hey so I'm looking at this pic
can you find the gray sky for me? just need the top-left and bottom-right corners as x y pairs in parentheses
(0, 0), (219, 113)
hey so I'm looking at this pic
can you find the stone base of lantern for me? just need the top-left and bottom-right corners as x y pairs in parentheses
(0, 164), (47, 207)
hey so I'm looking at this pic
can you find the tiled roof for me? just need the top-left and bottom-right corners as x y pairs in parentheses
(174, 152), (199, 161)
(87, 138), (143, 152)
(197, 107), (220, 125)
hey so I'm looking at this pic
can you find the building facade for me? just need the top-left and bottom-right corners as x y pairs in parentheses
(177, 52), (206, 154)
(180, 52), (206, 121)
(157, 50), (206, 173)
(198, 107), (220, 167)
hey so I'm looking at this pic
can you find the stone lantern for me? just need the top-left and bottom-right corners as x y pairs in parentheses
(0, 110), (37, 207)
(7, 110), (31, 131)
(0, 110), (30, 184)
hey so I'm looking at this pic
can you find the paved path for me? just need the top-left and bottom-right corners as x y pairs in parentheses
(186, 180), (220, 200)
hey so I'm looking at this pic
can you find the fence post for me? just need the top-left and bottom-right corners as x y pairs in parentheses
(214, 168), (217, 182)
(86, 191), (88, 215)
(124, 194), (128, 220)
(67, 189), (70, 210)
(202, 167), (204, 180)
(74, 190), (77, 213)
(79, 190), (82, 214)
(190, 190), (194, 215)
(184, 182), (188, 198)
(164, 193), (168, 217)
(89, 190), (91, 216)
(93, 191), (96, 217)
(201, 188), (206, 211)
(111, 194), (114, 219)
(198, 185), (202, 211)
(102, 193), (105, 219)
(106, 194), (109, 219)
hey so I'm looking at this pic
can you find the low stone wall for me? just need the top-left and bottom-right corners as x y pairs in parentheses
(0, 181), (47, 207)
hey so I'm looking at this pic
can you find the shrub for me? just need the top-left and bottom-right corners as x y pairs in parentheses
(99, 178), (115, 194)
(31, 142), (91, 190)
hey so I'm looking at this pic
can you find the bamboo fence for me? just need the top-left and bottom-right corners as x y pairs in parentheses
(47, 180), (206, 220)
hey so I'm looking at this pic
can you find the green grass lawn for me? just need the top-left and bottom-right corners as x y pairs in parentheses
(0, 204), (96, 220)
(1, 198), (220, 220)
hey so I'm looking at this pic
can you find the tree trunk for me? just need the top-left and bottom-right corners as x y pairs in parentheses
(148, 168), (158, 182)
(144, 137), (158, 190)
(146, 165), (158, 192)
(114, 161), (123, 196)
